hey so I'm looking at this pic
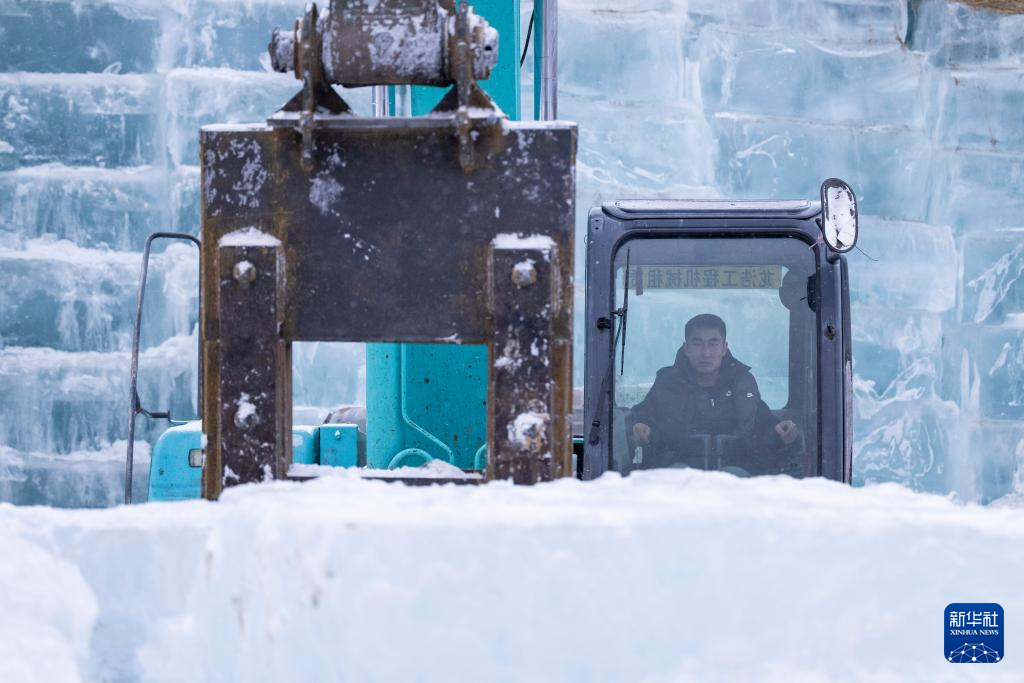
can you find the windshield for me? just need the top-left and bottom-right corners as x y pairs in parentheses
(611, 236), (819, 478)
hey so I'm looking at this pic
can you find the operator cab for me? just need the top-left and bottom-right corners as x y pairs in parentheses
(582, 181), (856, 482)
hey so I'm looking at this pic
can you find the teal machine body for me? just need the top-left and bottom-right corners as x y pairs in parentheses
(149, 421), (360, 501)
(364, 0), (522, 472)
(148, 0), (526, 501)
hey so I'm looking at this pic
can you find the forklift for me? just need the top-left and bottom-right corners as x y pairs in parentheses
(125, 0), (856, 502)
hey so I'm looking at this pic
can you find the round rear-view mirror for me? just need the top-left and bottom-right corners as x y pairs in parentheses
(820, 178), (858, 253)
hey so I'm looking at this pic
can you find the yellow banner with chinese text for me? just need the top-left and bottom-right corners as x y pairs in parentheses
(625, 265), (782, 290)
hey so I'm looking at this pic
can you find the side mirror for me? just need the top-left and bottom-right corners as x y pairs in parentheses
(819, 178), (858, 253)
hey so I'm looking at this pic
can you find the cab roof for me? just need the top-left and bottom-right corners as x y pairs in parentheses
(602, 199), (821, 221)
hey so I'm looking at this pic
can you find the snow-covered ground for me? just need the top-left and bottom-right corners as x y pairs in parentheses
(2, 470), (1021, 682)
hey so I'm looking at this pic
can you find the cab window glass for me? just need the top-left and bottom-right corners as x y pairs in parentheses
(610, 236), (818, 478)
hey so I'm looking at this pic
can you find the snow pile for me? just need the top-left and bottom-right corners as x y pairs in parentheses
(2, 470), (1023, 682)
(0, 536), (97, 683)
(290, 458), (480, 480)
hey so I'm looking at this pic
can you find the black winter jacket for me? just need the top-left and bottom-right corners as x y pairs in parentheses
(627, 348), (784, 463)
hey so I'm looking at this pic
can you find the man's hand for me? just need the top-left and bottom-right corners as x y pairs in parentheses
(632, 422), (651, 445)
(775, 420), (800, 445)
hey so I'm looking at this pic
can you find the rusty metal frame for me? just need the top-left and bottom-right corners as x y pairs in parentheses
(199, 111), (576, 498)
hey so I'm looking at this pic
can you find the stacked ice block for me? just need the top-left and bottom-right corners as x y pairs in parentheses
(555, 0), (1024, 502)
(0, 0), (370, 505)
(2, 0), (1023, 505)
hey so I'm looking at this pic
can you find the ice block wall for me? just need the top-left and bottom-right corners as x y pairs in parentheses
(551, 0), (1024, 503)
(0, 0), (370, 505)
(1, 0), (1022, 506)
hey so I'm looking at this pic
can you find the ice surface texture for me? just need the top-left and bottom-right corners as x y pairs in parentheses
(1, 0), (1024, 505)
(556, 0), (1024, 504)
(0, 0), (373, 505)
(2, 471), (1024, 682)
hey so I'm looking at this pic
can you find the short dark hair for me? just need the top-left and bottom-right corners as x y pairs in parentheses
(685, 313), (726, 341)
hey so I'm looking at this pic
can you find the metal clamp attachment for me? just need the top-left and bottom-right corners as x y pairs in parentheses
(268, 0), (502, 172)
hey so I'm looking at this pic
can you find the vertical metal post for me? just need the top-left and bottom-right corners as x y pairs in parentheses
(532, 1), (542, 120)
(205, 242), (288, 498)
(372, 85), (389, 117)
(539, 0), (557, 120)
(488, 243), (571, 483)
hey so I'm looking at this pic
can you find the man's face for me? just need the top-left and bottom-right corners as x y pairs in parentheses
(683, 327), (728, 375)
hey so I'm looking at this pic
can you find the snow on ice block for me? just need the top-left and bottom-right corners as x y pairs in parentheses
(928, 148), (1024, 231)
(850, 217), (956, 312)
(0, 238), (198, 352)
(0, 72), (158, 169)
(711, 112), (932, 222)
(926, 67), (1024, 154)
(0, 335), (198, 454)
(697, 26), (925, 126)
(910, 0), (1024, 67)
(163, 68), (299, 166)
(0, 441), (150, 507)
(961, 229), (1024, 326)
(686, 0), (908, 48)
(2, 471), (1024, 682)
(557, 3), (693, 105)
(0, 0), (160, 73)
(0, 164), (167, 250)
